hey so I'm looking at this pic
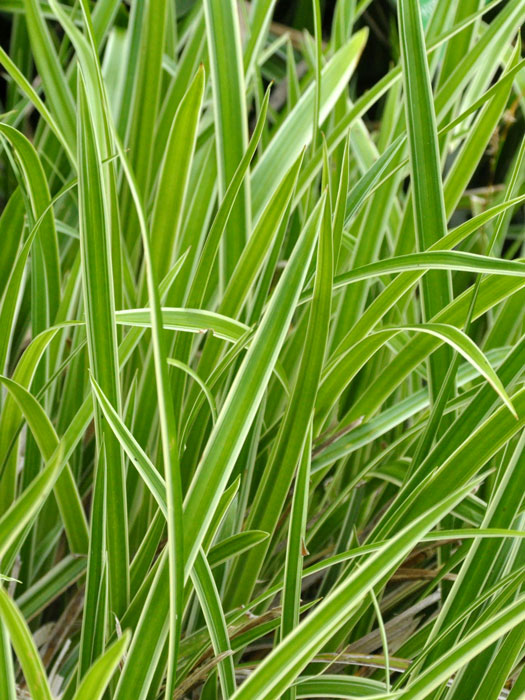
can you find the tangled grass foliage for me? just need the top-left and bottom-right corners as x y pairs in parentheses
(0, 0), (525, 698)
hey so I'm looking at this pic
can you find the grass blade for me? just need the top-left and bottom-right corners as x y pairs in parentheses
(0, 587), (53, 700)
(399, 0), (452, 404)
(77, 74), (128, 616)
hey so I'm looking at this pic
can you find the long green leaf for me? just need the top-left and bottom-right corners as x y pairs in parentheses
(399, 0), (451, 403)
(0, 587), (53, 700)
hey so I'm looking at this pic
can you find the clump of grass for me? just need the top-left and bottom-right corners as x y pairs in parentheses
(0, 1), (525, 698)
